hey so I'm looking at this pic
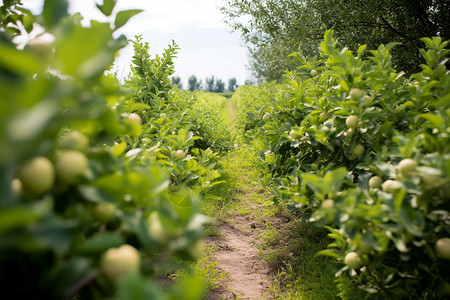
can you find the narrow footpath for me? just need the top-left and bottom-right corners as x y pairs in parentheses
(203, 97), (284, 299)
(205, 190), (274, 299)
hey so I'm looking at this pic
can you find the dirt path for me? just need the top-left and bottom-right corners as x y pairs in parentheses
(205, 192), (275, 300)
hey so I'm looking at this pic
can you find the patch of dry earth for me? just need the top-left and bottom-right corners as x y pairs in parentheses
(205, 199), (275, 300)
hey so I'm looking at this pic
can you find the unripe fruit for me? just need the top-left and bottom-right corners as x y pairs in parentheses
(398, 158), (417, 177)
(92, 202), (116, 223)
(362, 95), (371, 103)
(127, 113), (141, 125)
(17, 156), (55, 196)
(263, 113), (270, 121)
(352, 144), (365, 157)
(310, 69), (318, 77)
(58, 131), (89, 152)
(346, 115), (359, 128)
(435, 238), (450, 259)
(148, 212), (167, 243)
(55, 151), (88, 184)
(289, 129), (300, 139)
(11, 178), (23, 196)
(322, 199), (334, 209)
(368, 176), (383, 189)
(319, 112), (327, 121)
(160, 113), (167, 118)
(175, 149), (186, 159)
(344, 252), (362, 269)
(101, 244), (140, 281)
(349, 88), (364, 99)
(382, 180), (402, 193)
(346, 128), (355, 138)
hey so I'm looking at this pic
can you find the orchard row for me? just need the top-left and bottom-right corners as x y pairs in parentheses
(1, 1), (231, 299)
(232, 31), (450, 298)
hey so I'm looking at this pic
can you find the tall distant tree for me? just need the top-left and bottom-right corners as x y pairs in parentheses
(171, 76), (182, 89)
(222, 0), (450, 81)
(205, 76), (215, 92)
(228, 77), (238, 92)
(187, 75), (201, 91)
(215, 79), (225, 93)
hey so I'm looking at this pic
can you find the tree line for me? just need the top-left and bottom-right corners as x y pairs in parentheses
(171, 75), (249, 92)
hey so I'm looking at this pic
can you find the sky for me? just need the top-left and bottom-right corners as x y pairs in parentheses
(19, 0), (252, 86)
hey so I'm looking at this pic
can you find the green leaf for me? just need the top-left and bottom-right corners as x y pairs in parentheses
(96, 0), (117, 16)
(129, 103), (151, 112)
(76, 233), (124, 255)
(78, 185), (116, 203)
(113, 141), (128, 156)
(56, 22), (114, 78)
(302, 167), (348, 198)
(42, 0), (68, 28)
(0, 207), (40, 234)
(0, 44), (42, 74)
(315, 249), (340, 258)
(117, 271), (163, 300)
(31, 219), (78, 253)
(419, 113), (444, 129)
(114, 9), (143, 30)
(420, 37), (434, 49)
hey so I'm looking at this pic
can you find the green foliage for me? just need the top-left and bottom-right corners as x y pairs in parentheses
(234, 30), (450, 298)
(127, 35), (178, 103)
(0, 1), (230, 299)
(222, 0), (450, 81)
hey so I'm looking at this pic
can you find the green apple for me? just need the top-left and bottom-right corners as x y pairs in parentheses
(175, 149), (186, 159)
(101, 244), (140, 281)
(398, 158), (417, 177)
(147, 212), (167, 243)
(17, 156), (55, 196)
(346, 115), (359, 128)
(346, 128), (355, 138)
(322, 199), (334, 209)
(128, 113), (142, 125)
(11, 178), (23, 197)
(382, 180), (402, 193)
(58, 131), (89, 152)
(92, 202), (116, 223)
(160, 113), (167, 118)
(368, 176), (383, 189)
(55, 151), (88, 184)
(344, 252), (362, 269)
(310, 69), (318, 77)
(352, 144), (365, 157)
(263, 113), (270, 121)
(435, 238), (450, 259)
(349, 88), (364, 100)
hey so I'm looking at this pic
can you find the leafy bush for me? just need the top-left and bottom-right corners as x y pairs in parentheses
(234, 30), (450, 298)
(0, 1), (227, 298)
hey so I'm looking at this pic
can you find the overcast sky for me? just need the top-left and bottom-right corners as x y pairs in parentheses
(20, 0), (252, 86)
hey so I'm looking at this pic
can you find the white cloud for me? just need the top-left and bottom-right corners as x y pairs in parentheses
(19, 0), (252, 84)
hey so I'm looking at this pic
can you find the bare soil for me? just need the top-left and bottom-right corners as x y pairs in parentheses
(205, 194), (277, 300)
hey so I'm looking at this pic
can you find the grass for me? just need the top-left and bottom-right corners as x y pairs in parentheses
(199, 140), (366, 299)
